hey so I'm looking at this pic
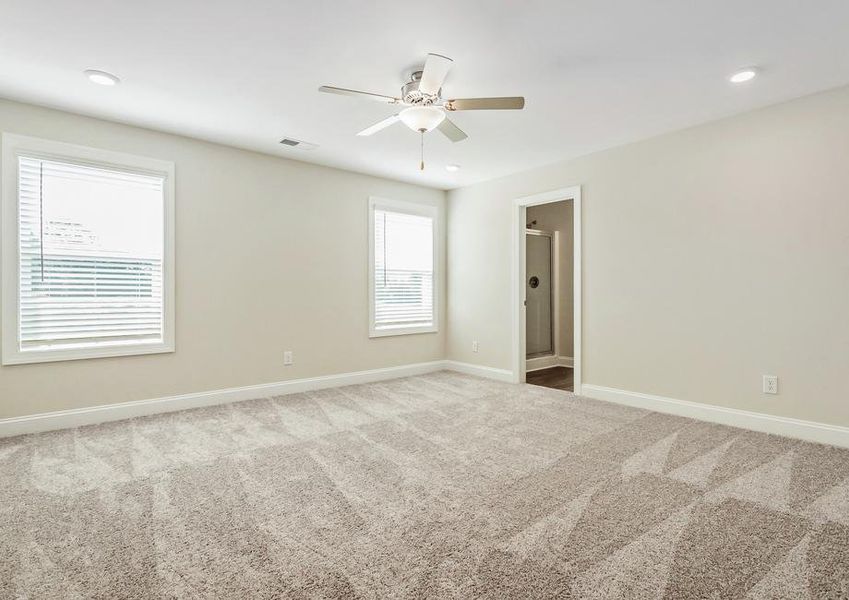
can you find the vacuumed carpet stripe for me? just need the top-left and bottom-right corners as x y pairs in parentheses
(1, 371), (848, 598)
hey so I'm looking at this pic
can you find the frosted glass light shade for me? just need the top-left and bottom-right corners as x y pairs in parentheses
(399, 106), (445, 132)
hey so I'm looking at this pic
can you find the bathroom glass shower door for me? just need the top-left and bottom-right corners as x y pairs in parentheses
(526, 231), (553, 357)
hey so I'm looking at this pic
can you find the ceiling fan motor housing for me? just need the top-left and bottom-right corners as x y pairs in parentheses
(402, 70), (440, 106)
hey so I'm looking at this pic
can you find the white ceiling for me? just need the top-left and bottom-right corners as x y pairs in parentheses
(2, 1), (849, 190)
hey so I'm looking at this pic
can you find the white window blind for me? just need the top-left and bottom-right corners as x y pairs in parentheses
(372, 206), (435, 333)
(16, 156), (166, 353)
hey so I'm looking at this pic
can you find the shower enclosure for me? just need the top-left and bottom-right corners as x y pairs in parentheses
(525, 229), (554, 358)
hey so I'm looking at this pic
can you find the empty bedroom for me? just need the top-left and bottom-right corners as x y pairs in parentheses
(1, 1), (848, 598)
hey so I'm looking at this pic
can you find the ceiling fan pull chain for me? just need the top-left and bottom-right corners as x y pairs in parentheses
(420, 130), (425, 170)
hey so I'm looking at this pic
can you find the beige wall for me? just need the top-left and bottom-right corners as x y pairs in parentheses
(0, 99), (445, 419)
(447, 85), (849, 427)
(5, 85), (849, 428)
(526, 201), (574, 358)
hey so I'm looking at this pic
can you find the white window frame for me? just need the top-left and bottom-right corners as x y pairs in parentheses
(368, 196), (439, 338)
(1, 133), (176, 365)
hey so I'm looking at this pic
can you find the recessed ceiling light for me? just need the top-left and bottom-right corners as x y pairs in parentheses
(729, 68), (758, 84)
(84, 69), (120, 86)
(445, 164), (461, 172)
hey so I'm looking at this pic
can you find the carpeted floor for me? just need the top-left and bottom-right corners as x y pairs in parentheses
(1, 371), (848, 598)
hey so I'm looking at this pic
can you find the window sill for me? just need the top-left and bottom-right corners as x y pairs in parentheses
(369, 325), (438, 339)
(1, 340), (175, 365)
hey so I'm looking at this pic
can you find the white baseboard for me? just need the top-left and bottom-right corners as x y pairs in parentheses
(0, 361), (451, 438)
(526, 355), (558, 371)
(526, 355), (573, 371)
(442, 360), (515, 382)
(582, 384), (849, 449)
(0, 359), (518, 438)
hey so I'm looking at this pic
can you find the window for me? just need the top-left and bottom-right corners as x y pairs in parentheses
(2, 134), (175, 364)
(368, 197), (438, 337)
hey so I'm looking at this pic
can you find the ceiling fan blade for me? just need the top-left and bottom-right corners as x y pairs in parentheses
(437, 116), (468, 142)
(418, 53), (453, 95)
(357, 114), (400, 136)
(319, 86), (399, 104)
(445, 97), (525, 111)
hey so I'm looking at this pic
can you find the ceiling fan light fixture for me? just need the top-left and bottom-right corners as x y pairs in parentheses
(399, 106), (445, 133)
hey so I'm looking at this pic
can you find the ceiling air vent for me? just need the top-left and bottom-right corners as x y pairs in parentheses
(279, 137), (318, 151)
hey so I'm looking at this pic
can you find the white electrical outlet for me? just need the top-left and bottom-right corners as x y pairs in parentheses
(472, 341), (479, 353)
(283, 350), (294, 366)
(763, 375), (778, 394)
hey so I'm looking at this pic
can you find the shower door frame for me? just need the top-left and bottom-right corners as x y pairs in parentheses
(524, 228), (557, 361)
(511, 186), (582, 393)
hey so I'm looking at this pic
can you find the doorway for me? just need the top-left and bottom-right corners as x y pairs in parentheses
(525, 202), (573, 391)
(512, 186), (582, 393)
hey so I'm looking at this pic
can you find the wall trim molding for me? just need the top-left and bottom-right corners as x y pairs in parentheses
(442, 360), (515, 382)
(582, 384), (849, 449)
(0, 360), (517, 438)
(8, 363), (844, 449)
(526, 355), (573, 371)
(0, 361), (444, 438)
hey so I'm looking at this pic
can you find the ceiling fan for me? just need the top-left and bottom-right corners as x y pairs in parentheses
(319, 53), (525, 170)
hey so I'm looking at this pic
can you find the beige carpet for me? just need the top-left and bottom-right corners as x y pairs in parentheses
(1, 371), (848, 598)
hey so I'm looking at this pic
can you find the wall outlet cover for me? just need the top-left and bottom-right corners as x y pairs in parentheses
(763, 375), (778, 394)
